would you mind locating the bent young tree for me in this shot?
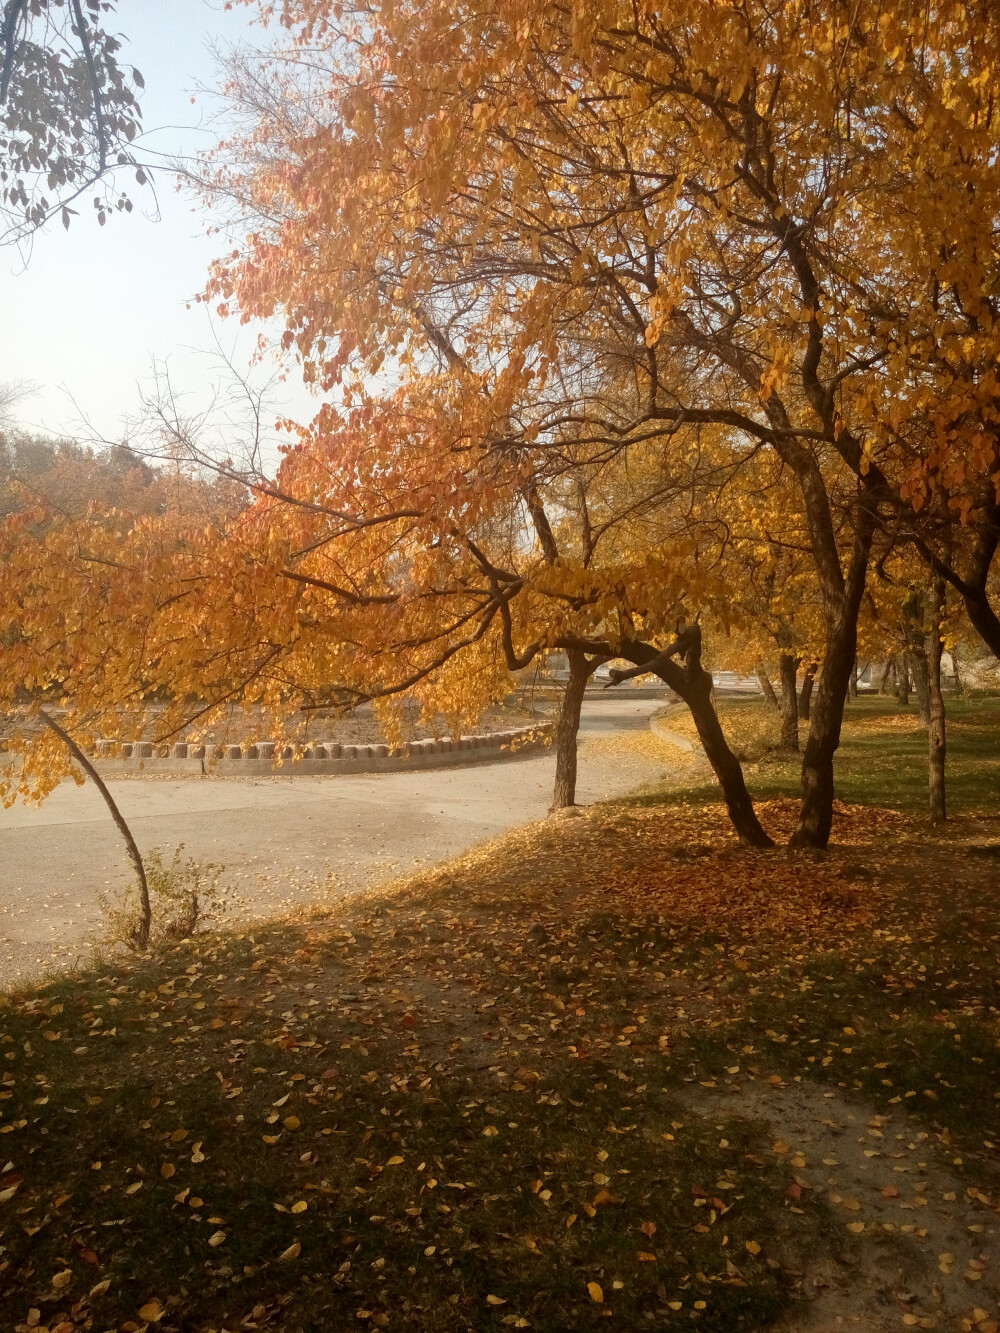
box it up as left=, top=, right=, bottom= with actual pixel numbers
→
left=605, top=626, right=772, bottom=849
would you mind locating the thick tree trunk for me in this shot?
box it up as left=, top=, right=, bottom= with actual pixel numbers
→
left=607, top=628, right=773, bottom=848
left=41, top=710, right=151, bottom=948
left=927, top=578, right=947, bottom=824
left=791, top=511, right=874, bottom=849
left=798, top=662, right=817, bottom=721
left=756, top=662, right=779, bottom=708
left=910, top=648, right=931, bottom=724
left=551, top=649, right=590, bottom=810
left=778, top=652, right=800, bottom=750
left=963, top=586, right=1000, bottom=662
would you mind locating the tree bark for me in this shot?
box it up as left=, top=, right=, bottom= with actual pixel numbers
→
left=756, top=662, right=779, bottom=708
left=778, top=652, right=800, bottom=750
left=896, top=657, right=910, bottom=705
left=798, top=662, right=817, bottom=720
left=607, top=628, right=773, bottom=848
left=41, top=710, right=151, bottom=948
left=790, top=510, right=875, bottom=849
left=880, top=656, right=896, bottom=695
left=910, top=647, right=930, bottom=724
left=550, top=649, right=591, bottom=810
left=847, top=656, right=858, bottom=700
left=927, top=578, right=947, bottom=824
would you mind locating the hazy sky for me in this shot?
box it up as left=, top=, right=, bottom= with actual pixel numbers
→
left=0, top=0, right=317, bottom=444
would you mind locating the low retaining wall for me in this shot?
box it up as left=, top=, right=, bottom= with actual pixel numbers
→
left=87, top=724, right=554, bottom=777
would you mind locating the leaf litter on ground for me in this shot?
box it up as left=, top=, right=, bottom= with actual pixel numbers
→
left=1, top=795, right=998, bottom=1331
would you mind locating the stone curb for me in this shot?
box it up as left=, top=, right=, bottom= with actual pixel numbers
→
left=83, top=724, right=554, bottom=777
left=649, top=710, right=701, bottom=755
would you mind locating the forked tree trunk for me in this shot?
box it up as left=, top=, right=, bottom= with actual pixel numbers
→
left=551, top=649, right=591, bottom=810
left=756, top=662, right=779, bottom=708
left=798, top=662, right=817, bottom=720
left=880, top=657, right=896, bottom=695
left=927, top=577, right=947, bottom=824
left=778, top=652, right=800, bottom=750
left=41, top=710, right=151, bottom=948
left=910, top=648, right=931, bottom=724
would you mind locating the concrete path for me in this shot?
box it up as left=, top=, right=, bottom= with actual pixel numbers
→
left=0, top=693, right=676, bottom=987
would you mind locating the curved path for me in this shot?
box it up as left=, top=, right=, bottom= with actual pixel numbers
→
left=0, top=693, right=677, bottom=987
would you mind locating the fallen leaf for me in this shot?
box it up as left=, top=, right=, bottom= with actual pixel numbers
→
left=587, top=1281, right=603, bottom=1303
left=279, top=1240, right=301, bottom=1261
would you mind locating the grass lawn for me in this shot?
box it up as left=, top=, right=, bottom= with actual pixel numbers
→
left=663, top=693, right=1000, bottom=816
left=1, top=706, right=999, bottom=1332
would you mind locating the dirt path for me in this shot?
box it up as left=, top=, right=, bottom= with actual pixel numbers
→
left=686, top=1079, right=999, bottom=1330
left=0, top=694, right=687, bottom=987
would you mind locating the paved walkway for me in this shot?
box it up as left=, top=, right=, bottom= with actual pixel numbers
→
left=0, top=694, right=676, bottom=987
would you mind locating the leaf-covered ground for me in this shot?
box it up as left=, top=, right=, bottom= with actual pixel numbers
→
left=2, top=791, right=999, bottom=1333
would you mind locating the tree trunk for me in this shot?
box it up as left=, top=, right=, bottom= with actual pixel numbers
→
left=896, top=657, right=910, bottom=705
left=680, top=666, right=774, bottom=848
left=963, top=586, right=1000, bottom=662
left=847, top=656, right=858, bottom=700
left=880, top=657, right=896, bottom=695
left=798, top=662, right=817, bottom=721
left=791, top=511, right=874, bottom=849
left=951, top=650, right=964, bottom=696
left=40, top=710, right=151, bottom=949
left=779, top=652, right=799, bottom=750
left=607, top=628, right=773, bottom=848
left=550, top=649, right=590, bottom=810
left=927, top=578, right=947, bottom=824
left=910, top=647, right=931, bottom=724
left=756, top=662, right=779, bottom=708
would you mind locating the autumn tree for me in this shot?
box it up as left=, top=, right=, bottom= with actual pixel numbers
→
left=0, top=0, right=145, bottom=240
left=195, top=0, right=1000, bottom=846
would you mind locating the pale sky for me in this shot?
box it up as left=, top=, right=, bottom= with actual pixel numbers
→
left=0, top=0, right=318, bottom=446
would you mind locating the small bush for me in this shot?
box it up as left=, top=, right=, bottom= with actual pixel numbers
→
left=99, top=844, right=228, bottom=951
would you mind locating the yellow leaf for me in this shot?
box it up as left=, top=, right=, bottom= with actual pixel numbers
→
left=138, top=1298, right=163, bottom=1321
left=90, top=1279, right=111, bottom=1298
left=387, top=1155, right=404, bottom=1165
left=191, top=1142, right=206, bottom=1163
left=587, top=1281, right=603, bottom=1303
left=208, top=1230, right=226, bottom=1246
left=846, top=1221, right=865, bottom=1234
left=160, top=1163, right=176, bottom=1179
left=283, top=1116, right=300, bottom=1130
left=486, top=1295, right=506, bottom=1305
left=291, top=1200, right=308, bottom=1213
left=52, top=1268, right=73, bottom=1289
left=279, top=1240, right=301, bottom=1261
left=745, top=1240, right=761, bottom=1256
